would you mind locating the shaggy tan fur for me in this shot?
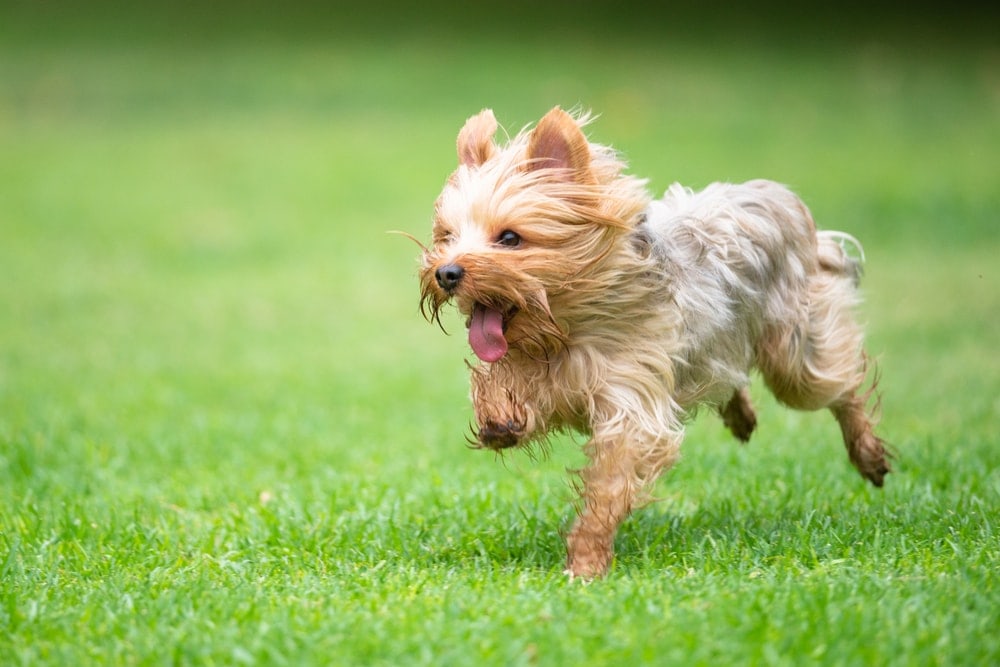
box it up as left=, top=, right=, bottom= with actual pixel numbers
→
left=419, top=107, right=889, bottom=578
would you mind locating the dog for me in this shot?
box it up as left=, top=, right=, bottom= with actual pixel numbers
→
left=418, top=106, right=889, bottom=577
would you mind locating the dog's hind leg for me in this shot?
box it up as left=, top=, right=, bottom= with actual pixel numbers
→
left=720, top=387, right=757, bottom=443
left=831, top=382, right=889, bottom=486
left=756, top=234, right=890, bottom=485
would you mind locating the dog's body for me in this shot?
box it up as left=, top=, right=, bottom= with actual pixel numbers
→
left=419, top=107, right=889, bottom=577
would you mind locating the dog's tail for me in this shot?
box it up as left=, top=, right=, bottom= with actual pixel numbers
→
left=816, top=230, right=865, bottom=288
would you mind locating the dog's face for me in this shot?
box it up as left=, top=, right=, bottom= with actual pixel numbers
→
left=419, top=107, right=631, bottom=362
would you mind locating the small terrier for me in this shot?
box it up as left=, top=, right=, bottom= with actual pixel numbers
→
left=419, top=107, right=889, bottom=577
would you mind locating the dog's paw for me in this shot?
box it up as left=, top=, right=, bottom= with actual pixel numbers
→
left=478, top=419, right=524, bottom=450
left=565, top=547, right=612, bottom=579
left=565, top=531, right=613, bottom=579
left=721, top=388, right=757, bottom=443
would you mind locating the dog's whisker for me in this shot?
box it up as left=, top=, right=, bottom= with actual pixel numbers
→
left=387, top=229, right=428, bottom=253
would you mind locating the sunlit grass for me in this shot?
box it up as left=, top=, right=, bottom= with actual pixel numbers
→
left=1, top=6, right=998, bottom=665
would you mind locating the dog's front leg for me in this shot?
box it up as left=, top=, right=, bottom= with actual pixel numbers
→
left=564, top=433, right=640, bottom=578
left=566, top=411, right=683, bottom=578
left=469, top=363, right=541, bottom=449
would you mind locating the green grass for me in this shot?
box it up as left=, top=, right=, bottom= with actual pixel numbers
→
left=1, top=4, right=998, bottom=665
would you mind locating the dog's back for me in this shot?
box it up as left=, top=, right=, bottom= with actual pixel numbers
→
left=642, top=180, right=862, bottom=410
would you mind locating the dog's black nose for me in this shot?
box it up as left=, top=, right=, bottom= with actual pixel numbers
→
left=435, top=264, right=464, bottom=291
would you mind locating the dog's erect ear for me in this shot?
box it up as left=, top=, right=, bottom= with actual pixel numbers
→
left=457, top=109, right=498, bottom=167
left=526, top=107, right=593, bottom=182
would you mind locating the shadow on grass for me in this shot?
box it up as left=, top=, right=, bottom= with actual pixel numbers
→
left=614, top=492, right=923, bottom=577
left=322, top=485, right=902, bottom=577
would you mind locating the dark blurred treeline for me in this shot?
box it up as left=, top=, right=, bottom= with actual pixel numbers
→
left=1, top=0, right=995, bottom=48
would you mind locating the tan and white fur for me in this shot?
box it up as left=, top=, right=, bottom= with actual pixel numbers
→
left=418, top=107, right=889, bottom=578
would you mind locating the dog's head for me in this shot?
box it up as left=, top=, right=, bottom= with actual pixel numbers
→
left=419, top=106, right=648, bottom=362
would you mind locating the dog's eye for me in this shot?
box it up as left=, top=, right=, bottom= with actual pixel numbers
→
left=496, top=230, right=521, bottom=248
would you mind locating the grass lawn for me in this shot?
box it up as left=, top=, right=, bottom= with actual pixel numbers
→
left=1, top=4, right=998, bottom=665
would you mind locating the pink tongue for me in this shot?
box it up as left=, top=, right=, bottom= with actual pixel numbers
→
left=469, top=304, right=508, bottom=362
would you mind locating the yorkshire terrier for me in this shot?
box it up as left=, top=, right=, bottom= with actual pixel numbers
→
left=418, top=107, right=889, bottom=578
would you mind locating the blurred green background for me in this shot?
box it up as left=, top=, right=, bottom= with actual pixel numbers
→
left=1, top=1, right=998, bottom=663
left=2, top=0, right=995, bottom=447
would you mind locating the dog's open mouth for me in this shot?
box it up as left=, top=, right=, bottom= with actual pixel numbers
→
left=467, top=302, right=517, bottom=362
